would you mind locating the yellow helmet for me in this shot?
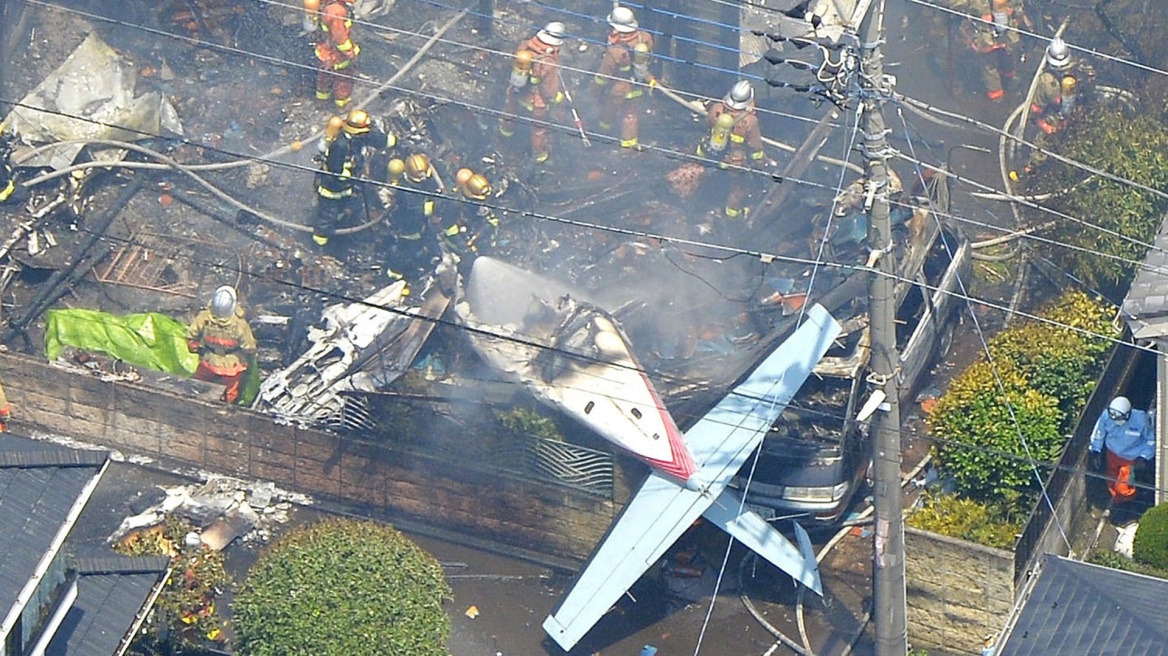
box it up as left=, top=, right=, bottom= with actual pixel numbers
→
left=405, top=153, right=432, bottom=182
left=343, top=108, right=371, bottom=134
left=387, top=158, right=406, bottom=182
left=462, top=173, right=491, bottom=201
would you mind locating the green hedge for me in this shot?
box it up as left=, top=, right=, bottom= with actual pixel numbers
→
left=927, top=291, right=1114, bottom=515
left=987, top=291, right=1113, bottom=432
left=234, top=518, right=452, bottom=656
left=1133, top=502, right=1168, bottom=571
left=928, top=360, right=1063, bottom=507
left=907, top=493, right=1021, bottom=550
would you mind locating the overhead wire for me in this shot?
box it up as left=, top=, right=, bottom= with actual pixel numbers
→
left=7, top=0, right=1167, bottom=363
left=11, top=0, right=1168, bottom=506
left=19, top=0, right=1166, bottom=273
left=896, top=101, right=1074, bottom=553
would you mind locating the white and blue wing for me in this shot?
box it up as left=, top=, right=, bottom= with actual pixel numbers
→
left=543, top=305, right=841, bottom=652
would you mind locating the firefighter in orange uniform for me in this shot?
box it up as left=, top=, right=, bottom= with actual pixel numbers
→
left=592, top=6, right=655, bottom=151
left=499, top=22, right=566, bottom=164
left=696, top=80, right=768, bottom=220
left=962, top=0, right=1030, bottom=101
left=187, top=286, right=257, bottom=404
left=312, top=0, right=361, bottom=108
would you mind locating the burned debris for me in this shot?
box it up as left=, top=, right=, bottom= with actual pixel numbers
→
left=0, top=1, right=964, bottom=499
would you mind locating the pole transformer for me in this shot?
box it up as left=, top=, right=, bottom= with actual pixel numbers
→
left=858, top=0, right=907, bottom=653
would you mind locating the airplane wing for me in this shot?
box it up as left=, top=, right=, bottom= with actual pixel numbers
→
left=543, top=304, right=840, bottom=652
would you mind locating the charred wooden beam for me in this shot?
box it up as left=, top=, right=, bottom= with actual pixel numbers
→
left=2, top=176, right=147, bottom=348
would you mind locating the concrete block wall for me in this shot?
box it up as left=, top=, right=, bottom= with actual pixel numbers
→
left=906, top=527, right=1015, bottom=655
left=0, top=352, right=615, bottom=564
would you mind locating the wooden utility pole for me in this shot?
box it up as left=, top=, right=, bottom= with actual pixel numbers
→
left=858, top=0, right=907, bottom=654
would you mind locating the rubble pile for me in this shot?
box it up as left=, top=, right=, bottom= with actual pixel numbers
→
left=110, top=476, right=313, bottom=551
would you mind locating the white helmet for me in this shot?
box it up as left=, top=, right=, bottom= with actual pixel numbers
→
left=607, top=6, right=638, bottom=33
left=210, top=285, right=238, bottom=318
left=724, top=80, right=754, bottom=110
left=1046, top=37, right=1072, bottom=72
left=537, top=21, right=567, bottom=46
left=1107, top=396, right=1132, bottom=423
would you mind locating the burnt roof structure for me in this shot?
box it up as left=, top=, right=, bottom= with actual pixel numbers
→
left=996, top=554, right=1168, bottom=656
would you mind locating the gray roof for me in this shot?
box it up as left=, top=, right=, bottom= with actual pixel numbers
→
left=0, top=446, right=108, bottom=623
left=44, top=556, right=171, bottom=656
left=1123, top=210, right=1168, bottom=336
left=998, top=554, right=1168, bottom=656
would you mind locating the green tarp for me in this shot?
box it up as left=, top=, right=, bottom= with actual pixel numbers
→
left=44, top=308, right=199, bottom=376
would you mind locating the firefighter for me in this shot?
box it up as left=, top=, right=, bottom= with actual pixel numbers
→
left=0, top=131, right=20, bottom=205
left=499, top=22, right=566, bottom=164
left=962, top=0, right=1031, bottom=101
left=591, top=6, right=655, bottom=151
left=696, top=81, right=768, bottom=220
left=313, top=109, right=396, bottom=246
left=1010, top=37, right=1096, bottom=179
left=313, top=0, right=361, bottom=108
left=440, top=167, right=499, bottom=259
left=187, top=286, right=257, bottom=404
left=1031, top=36, right=1095, bottom=135
left=0, top=377, right=11, bottom=432
left=386, top=153, right=443, bottom=280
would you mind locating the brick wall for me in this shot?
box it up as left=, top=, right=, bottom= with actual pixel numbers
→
left=0, top=352, right=615, bottom=565
left=906, top=527, right=1015, bottom=655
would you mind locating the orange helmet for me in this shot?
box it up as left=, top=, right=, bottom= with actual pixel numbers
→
left=405, top=153, right=432, bottom=182
left=343, top=108, right=371, bottom=135
left=303, top=0, right=320, bottom=11
left=455, top=168, right=474, bottom=188
left=324, top=115, right=345, bottom=141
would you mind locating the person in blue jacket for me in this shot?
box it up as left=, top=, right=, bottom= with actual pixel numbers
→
left=1089, top=396, right=1155, bottom=504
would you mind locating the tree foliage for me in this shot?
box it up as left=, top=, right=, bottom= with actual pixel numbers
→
left=927, top=361, right=1062, bottom=506
left=1035, top=109, right=1168, bottom=290
left=234, top=518, right=452, bottom=656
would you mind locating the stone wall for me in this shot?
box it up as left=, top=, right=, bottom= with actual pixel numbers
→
left=0, top=352, right=615, bottom=566
left=906, top=527, right=1015, bottom=655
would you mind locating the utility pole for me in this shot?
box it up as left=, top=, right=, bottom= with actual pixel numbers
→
left=858, top=0, right=907, bottom=654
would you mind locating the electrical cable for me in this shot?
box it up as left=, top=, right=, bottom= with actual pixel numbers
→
left=896, top=104, right=1074, bottom=553
left=13, top=0, right=1168, bottom=506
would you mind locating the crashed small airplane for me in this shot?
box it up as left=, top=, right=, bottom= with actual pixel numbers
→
left=455, top=257, right=842, bottom=651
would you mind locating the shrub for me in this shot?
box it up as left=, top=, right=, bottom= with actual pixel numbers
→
left=1089, top=549, right=1168, bottom=580
left=234, top=518, right=452, bottom=656
left=1036, top=109, right=1168, bottom=290
left=497, top=406, right=564, bottom=441
left=907, top=493, right=1021, bottom=550
left=988, top=291, right=1114, bottom=431
left=927, top=361, right=1063, bottom=507
left=115, top=515, right=231, bottom=652
left=1133, top=502, right=1168, bottom=571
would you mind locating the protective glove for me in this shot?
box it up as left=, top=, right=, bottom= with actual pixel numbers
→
left=1089, top=450, right=1105, bottom=472
left=1133, top=456, right=1150, bottom=472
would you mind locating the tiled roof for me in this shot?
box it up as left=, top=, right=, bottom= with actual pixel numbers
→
left=0, top=445, right=107, bottom=623
left=1122, top=211, right=1168, bottom=330
left=44, top=556, right=171, bottom=656
left=998, top=554, right=1168, bottom=656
